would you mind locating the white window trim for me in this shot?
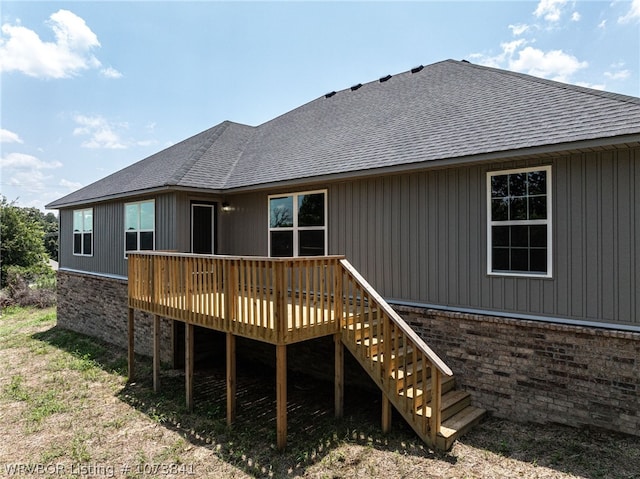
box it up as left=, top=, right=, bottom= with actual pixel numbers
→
left=124, top=199, right=156, bottom=258
left=267, top=189, right=328, bottom=257
left=486, top=165, right=552, bottom=278
left=72, top=208, right=93, bottom=257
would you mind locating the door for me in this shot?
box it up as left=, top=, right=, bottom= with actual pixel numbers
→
left=191, top=203, right=216, bottom=254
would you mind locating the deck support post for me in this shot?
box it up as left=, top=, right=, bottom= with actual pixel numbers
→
left=185, top=323, right=194, bottom=412
left=153, top=315, right=161, bottom=392
left=334, top=333, right=344, bottom=418
left=226, top=332, right=236, bottom=425
left=127, top=308, right=135, bottom=381
left=382, top=392, right=392, bottom=434
left=276, top=344, right=287, bottom=450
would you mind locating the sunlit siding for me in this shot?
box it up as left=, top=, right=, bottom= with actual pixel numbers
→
left=59, top=146, right=638, bottom=327
left=59, top=193, right=178, bottom=277
left=220, top=191, right=268, bottom=256
left=328, top=147, right=639, bottom=327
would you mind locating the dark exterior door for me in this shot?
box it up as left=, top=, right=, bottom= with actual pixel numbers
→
left=191, top=203, right=216, bottom=254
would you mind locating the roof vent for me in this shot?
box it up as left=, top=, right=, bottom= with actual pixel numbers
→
left=411, top=65, right=424, bottom=74
left=325, top=91, right=336, bottom=98
left=461, top=59, right=470, bottom=63
left=379, top=74, right=392, bottom=83
left=351, top=83, right=363, bottom=91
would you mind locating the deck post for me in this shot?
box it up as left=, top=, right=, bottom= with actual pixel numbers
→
left=127, top=308, right=135, bottom=381
left=382, top=392, right=392, bottom=433
left=276, top=344, right=287, bottom=450
left=226, top=332, right=236, bottom=425
left=334, top=332, right=344, bottom=418
left=185, top=323, right=194, bottom=412
left=153, top=315, right=161, bottom=392
left=429, top=369, right=442, bottom=445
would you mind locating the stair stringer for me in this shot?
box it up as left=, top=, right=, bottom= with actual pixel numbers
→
left=338, top=259, right=486, bottom=451
left=341, top=329, right=441, bottom=450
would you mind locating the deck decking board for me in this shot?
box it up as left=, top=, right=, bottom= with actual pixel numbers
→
left=127, top=253, right=485, bottom=452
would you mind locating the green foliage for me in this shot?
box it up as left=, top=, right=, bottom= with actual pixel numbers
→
left=1, top=197, right=58, bottom=307
left=0, top=197, right=50, bottom=283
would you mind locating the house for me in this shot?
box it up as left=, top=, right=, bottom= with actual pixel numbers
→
left=47, top=59, right=640, bottom=449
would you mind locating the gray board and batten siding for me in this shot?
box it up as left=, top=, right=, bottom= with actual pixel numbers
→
left=60, top=146, right=639, bottom=329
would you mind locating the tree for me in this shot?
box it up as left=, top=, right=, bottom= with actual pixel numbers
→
left=25, top=208, right=59, bottom=261
left=0, top=197, right=48, bottom=285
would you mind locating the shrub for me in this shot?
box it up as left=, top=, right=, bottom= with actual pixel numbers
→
left=0, top=265, right=56, bottom=309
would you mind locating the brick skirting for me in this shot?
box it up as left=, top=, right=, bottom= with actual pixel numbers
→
left=396, top=305, right=640, bottom=437
left=57, top=270, right=173, bottom=363
left=57, top=270, right=639, bottom=436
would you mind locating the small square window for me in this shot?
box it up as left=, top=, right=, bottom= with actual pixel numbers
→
left=268, top=191, right=326, bottom=257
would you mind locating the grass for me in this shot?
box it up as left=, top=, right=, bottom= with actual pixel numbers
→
left=1, top=306, right=639, bottom=478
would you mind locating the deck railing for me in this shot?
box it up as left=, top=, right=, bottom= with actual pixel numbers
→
left=128, top=252, right=344, bottom=344
left=128, top=252, right=452, bottom=441
left=339, top=259, right=453, bottom=444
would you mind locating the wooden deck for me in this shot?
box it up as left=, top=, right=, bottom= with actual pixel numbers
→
left=127, top=252, right=484, bottom=452
left=128, top=254, right=344, bottom=344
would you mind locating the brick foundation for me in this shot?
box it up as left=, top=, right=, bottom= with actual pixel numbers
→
left=57, top=270, right=639, bottom=437
left=57, top=270, right=173, bottom=363
left=397, top=305, right=640, bottom=437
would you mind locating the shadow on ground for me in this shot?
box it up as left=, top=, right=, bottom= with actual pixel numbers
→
left=33, top=325, right=450, bottom=477
left=460, top=415, right=640, bottom=479
left=33, top=325, right=640, bottom=479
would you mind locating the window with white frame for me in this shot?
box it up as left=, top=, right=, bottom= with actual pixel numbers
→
left=73, top=208, right=93, bottom=256
left=125, top=200, right=155, bottom=255
left=487, top=166, right=552, bottom=277
left=268, top=191, right=327, bottom=257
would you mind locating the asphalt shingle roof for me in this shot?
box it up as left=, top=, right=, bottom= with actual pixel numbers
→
left=47, top=59, right=640, bottom=208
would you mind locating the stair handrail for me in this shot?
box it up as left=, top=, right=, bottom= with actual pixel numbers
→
left=339, top=259, right=452, bottom=377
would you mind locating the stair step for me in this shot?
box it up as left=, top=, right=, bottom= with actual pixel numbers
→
left=437, top=406, right=487, bottom=450
left=399, top=375, right=455, bottom=406
left=416, top=389, right=471, bottom=421
left=358, top=336, right=382, bottom=356
left=348, top=318, right=381, bottom=340
left=371, top=345, right=415, bottom=363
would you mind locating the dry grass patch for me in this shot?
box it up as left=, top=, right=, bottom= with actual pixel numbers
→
left=0, top=307, right=638, bottom=478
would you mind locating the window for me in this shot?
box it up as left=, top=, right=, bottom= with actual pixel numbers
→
left=487, top=166, right=552, bottom=277
left=268, top=191, right=327, bottom=257
left=125, top=200, right=155, bottom=256
left=73, top=208, right=93, bottom=256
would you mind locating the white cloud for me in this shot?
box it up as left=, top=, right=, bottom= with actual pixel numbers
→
left=101, top=66, right=122, bottom=79
left=73, top=114, right=127, bottom=149
left=604, top=69, right=631, bottom=80
left=0, top=9, right=118, bottom=79
left=534, top=0, right=568, bottom=22
left=509, top=46, right=588, bottom=82
left=1, top=152, right=62, bottom=195
left=574, top=81, right=606, bottom=91
left=0, top=128, right=23, bottom=143
left=7, top=170, right=51, bottom=194
left=0, top=152, right=62, bottom=170
left=59, top=178, right=83, bottom=190
left=508, top=24, right=530, bottom=36
left=598, top=19, right=607, bottom=29
left=472, top=41, right=588, bottom=84
left=619, top=0, right=640, bottom=23
left=571, top=11, right=581, bottom=22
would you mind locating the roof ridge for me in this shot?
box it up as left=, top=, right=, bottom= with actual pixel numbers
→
left=455, top=59, right=640, bottom=105
left=217, top=123, right=256, bottom=188
left=165, top=121, right=231, bottom=185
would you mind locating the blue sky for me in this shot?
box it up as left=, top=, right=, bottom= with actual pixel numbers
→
left=1, top=1, right=639, bottom=211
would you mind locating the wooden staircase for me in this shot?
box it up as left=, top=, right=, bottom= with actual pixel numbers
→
left=339, top=260, right=485, bottom=451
